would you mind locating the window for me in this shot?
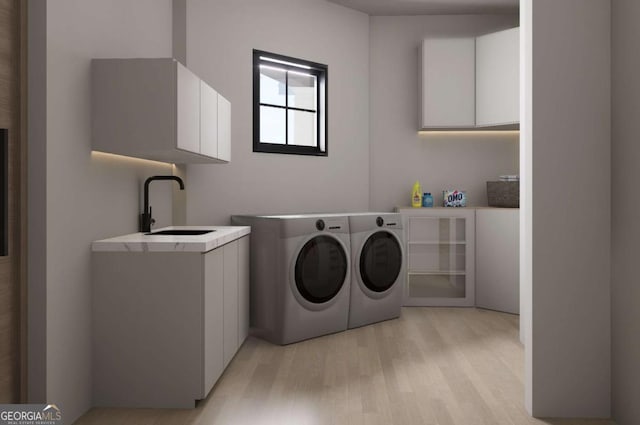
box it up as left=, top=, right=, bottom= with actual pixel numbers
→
left=253, top=50, right=327, bottom=156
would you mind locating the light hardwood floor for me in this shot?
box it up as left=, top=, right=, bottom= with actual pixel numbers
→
left=76, top=308, right=615, bottom=425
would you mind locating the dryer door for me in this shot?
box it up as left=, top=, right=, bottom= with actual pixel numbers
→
left=295, top=235, right=348, bottom=304
left=360, top=231, right=403, bottom=293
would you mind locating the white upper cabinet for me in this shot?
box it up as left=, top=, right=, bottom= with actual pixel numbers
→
left=475, top=27, right=520, bottom=128
left=92, top=58, right=230, bottom=164
left=177, top=64, right=201, bottom=155
left=199, top=80, right=219, bottom=158
left=217, top=94, right=231, bottom=162
left=421, top=38, right=476, bottom=129
left=420, top=27, right=519, bottom=130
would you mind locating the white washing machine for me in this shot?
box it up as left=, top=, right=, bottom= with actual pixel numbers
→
left=230, top=214, right=351, bottom=345
left=347, top=213, right=405, bottom=329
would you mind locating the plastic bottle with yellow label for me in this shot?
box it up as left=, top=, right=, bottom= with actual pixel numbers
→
left=411, top=181, right=422, bottom=208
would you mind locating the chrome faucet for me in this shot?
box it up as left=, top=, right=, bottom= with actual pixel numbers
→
left=139, top=175, right=185, bottom=233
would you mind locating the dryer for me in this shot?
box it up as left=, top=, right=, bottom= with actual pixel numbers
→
left=348, top=213, right=405, bottom=329
left=231, top=214, right=351, bottom=345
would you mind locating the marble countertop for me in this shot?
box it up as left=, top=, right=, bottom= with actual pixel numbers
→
left=92, top=226, right=251, bottom=253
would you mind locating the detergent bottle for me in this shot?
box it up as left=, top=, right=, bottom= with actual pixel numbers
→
left=411, top=181, right=422, bottom=208
left=422, top=192, right=434, bottom=208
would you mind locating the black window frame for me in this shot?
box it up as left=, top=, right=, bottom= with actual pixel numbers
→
left=253, top=49, right=328, bottom=156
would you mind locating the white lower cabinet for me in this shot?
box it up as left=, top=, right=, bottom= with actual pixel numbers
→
left=398, top=207, right=519, bottom=313
left=475, top=209, right=519, bottom=314
left=92, top=236, right=249, bottom=408
left=223, top=241, right=239, bottom=367
left=238, top=236, right=250, bottom=343
left=203, top=247, right=224, bottom=396
left=398, top=208, right=476, bottom=307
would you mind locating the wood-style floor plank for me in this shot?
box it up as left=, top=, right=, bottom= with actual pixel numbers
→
left=75, top=308, right=617, bottom=425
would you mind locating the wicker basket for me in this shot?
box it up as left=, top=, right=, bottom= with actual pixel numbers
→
left=487, top=181, right=519, bottom=208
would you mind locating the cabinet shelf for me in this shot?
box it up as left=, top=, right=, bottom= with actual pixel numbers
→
left=408, top=241, right=466, bottom=245
left=408, top=271, right=466, bottom=276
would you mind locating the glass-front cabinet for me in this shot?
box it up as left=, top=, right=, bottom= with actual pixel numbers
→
left=397, top=208, right=475, bottom=306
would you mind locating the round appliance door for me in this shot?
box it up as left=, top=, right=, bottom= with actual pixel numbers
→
left=295, top=235, right=348, bottom=304
left=359, top=231, right=403, bottom=293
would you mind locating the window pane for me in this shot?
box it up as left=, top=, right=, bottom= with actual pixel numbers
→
left=260, top=65, right=286, bottom=106
left=260, top=106, right=286, bottom=144
left=288, top=110, right=316, bottom=147
left=288, top=71, right=317, bottom=111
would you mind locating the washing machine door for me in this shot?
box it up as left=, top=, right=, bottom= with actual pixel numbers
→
left=295, top=235, right=348, bottom=304
left=359, top=231, right=403, bottom=293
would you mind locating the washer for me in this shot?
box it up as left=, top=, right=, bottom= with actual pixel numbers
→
left=231, top=214, right=351, bottom=345
left=347, top=212, right=405, bottom=329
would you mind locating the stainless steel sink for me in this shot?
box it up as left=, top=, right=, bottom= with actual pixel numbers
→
left=146, top=229, right=215, bottom=236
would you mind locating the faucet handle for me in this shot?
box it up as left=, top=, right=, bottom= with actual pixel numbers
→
left=149, top=206, right=155, bottom=228
left=139, top=207, right=155, bottom=233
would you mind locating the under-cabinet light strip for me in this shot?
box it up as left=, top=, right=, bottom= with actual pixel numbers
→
left=418, top=130, right=520, bottom=136
left=91, top=151, right=174, bottom=167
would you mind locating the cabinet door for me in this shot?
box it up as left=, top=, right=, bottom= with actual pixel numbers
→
left=400, top=208, right=475, bottom=307
left=200, top=80, right=218, bottom=158
left=176, top=62, right=201, bottom=154
left=475, top=27, right=520, bottom=127
left=238, top=236, right=250, bottom=345
left=203, top=248, right=224, bottom=397
left=421, top=38, right=475, bottom=129
left=217, top=93, right=231, bottom=162
left=223, top=240, right=239, bottom=367
left=475, top=209, right=519, bottom=314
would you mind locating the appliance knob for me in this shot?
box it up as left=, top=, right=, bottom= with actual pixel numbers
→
left=316, top=219, right=325, bottom=231
left=376, top=216, right=384, bottom=227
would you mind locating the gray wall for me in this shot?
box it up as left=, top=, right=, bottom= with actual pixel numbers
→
left=369, top=15, right=519, bottom=210
left=523, top=0, right=611, bottom=417
left=185, top=0, right=371, bottom=224
left=30, top=1, right=175, bottom=422
left=611, top=0, right=640, bottom=424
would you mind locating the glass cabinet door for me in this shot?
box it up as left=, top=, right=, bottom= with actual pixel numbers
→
left=400, top=209, right=475, bottom=307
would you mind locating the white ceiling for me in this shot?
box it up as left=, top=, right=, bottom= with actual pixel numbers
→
left=327, top=0, right=519, bottom=15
